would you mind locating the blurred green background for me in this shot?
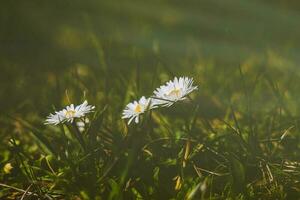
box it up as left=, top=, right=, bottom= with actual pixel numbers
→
left=2, top=0, right=300, bottom=115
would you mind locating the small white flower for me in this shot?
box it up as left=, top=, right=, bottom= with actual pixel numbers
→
left=122, top=96, right=154, bottom=125
left=76, top=118, right=90, bottom=132
left=153, top=77, right=198, bottom=107
left=45, top=100, right=95, bottom=125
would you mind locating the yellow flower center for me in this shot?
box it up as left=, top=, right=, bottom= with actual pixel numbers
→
left=134, top=104, right=142, bottom=113
left=168, top=88, right=181, bottom=97
left=65, top=110, right=76, bottom=118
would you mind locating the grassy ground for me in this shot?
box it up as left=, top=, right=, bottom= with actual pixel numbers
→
left=1, top=0, right=300, bottom=199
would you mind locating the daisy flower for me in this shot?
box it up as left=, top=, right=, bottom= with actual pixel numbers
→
left=122, top=96, right=154, bottom=125
left=45, top=100, right=95, bottom=125
left=153, top=77, right=198, bottom=107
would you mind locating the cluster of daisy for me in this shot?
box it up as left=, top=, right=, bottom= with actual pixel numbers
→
left=45, top=100, right=95, bottom=127
left=122, top=77, right=198, bottom=125
left=44, top=77, right=197, bottom=127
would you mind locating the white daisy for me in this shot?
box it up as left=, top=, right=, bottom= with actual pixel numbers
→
left=153, top=77, right=198, bottom=107
left=45, top=100, right=95, bottom=125
left=122, top=96, right=154, bottom=125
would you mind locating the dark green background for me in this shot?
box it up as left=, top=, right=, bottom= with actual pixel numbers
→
left=1, top=0, right=300, bottom=114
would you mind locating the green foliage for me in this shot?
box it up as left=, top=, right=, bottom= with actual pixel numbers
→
left=2, top=63, right=300, bottom=199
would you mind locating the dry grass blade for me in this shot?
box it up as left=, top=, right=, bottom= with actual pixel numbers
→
left=20, top=184, right=33, bottom=200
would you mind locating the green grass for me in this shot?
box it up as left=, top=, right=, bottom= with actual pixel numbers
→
left=1, top=0, right=300, bottom=199
left=2, top=60, right=300, bottom=199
